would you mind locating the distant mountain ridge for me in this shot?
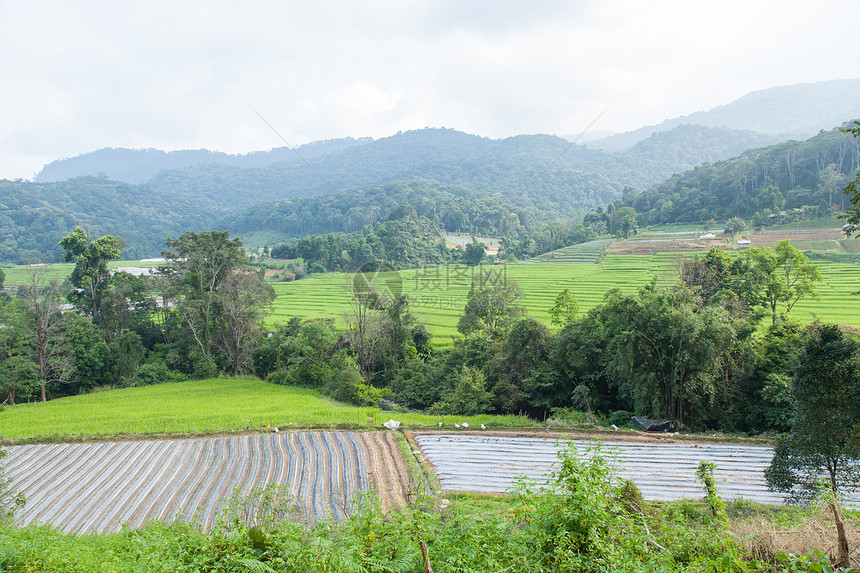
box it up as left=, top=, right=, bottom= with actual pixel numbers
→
left=34, top=137, right=373, bottom=184
left=585, top=79, right=860, bottom=152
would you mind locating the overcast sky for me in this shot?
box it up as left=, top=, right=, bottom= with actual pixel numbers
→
left=1, top=0, right=857, bottom=180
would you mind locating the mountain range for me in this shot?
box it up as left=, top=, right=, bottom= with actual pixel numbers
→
left=0, top=79, right=856, bottom=263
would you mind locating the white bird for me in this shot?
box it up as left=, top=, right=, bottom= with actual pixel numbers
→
left=454, top=423, right=460, bottom=429
left=461, top=422, right=469, bottom=428
left=480, top=424, right=486, bottom=430
left=438, top=421, right=443, bottom=427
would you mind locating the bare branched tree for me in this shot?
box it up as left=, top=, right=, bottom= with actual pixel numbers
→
left=20, top=267, right=76, bottom=401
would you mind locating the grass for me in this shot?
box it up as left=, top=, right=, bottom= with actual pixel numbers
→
left=1, top=259, right=165, bottom=288
left=0, top=378, right=540, bottom=441
left=268, top=254, right=860, bottom=345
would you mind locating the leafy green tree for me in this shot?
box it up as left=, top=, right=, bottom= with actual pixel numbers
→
left=63, top=313, right=109, bottom=392
left=678, top=248, right=768, bottom=317
left=724, top=217, right=746, bottom=236
left=0, top=355, right=39, bottom=405
left=59, top=227, right=126, bottom=324
left=463, top=237, right=487, bottom=266
left=434, top=366, right=493, bottom=415
left=548, top=288, right=579, bottom=326
left=599, top=284, right=737, bottom=427
left=107, top=331, right=147, bottom=386
left=497, top=318, right=553, bottom=413
left=19, top=268, right=76, bottom=401
left=213, top=268, right=276, bottom=376
left=765, top=323, right=860, bottom=567
left=457, top=269, right=524, bottom=339
left=610, top=206, right=637, bottom=238
left=162, top=231, right=247, bottom=364
left=766, top=323, right=860, bottom=500
left=747, top=241, right=821, bottom=323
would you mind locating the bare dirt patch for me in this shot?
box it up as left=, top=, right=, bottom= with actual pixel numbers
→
left=605, top=240, right=728, bottom=255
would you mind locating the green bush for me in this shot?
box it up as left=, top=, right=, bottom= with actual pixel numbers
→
left=127, top=363, right=187, bottom=387
left=192, top=355, right=218, bottom=379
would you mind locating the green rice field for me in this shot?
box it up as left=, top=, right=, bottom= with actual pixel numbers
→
left=268, top=254, right=860, bottom=344
left=0, top=378, right=538, bottom=440
left=1, top=259, right=164, bottom=288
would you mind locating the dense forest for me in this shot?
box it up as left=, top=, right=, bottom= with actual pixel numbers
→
left=603, top=125, right=860, bottom=227
left=0, top=177, right=216, bottom=262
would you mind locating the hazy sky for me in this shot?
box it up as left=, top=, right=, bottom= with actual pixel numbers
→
left=1, top=0, right=857, bottom=179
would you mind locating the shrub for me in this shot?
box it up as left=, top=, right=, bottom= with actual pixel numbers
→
left=127, top=363, right=186, bottom=387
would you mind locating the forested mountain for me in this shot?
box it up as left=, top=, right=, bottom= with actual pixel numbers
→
left=588, top=79, right=860, bottom=152
left=145, top=128, right=635, bottom=212
left=616, top=125, right=860, bottom=226
left=0, top=177, right=216, bottom=262
left=229, top=180, right=542, bottom=239
left=4, top=100, right=859, bottom=263
left=34, top=138, right=372, bottom=184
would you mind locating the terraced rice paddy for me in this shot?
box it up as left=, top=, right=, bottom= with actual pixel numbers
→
left=269, top=255, right=860, bottom=344
left=413, top=434, right=860, bottom=507
left=3, top=431, right=408, bottom=534
left=523, top=238, right=614, bottom=263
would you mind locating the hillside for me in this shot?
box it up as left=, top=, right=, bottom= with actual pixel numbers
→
left=621, top=126, right=860, bottom=226
left=588, top=79, right=860, bottom=152
left=0, top=177, right=217, bottom=262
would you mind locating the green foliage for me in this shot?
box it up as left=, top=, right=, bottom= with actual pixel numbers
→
left=725, top=216, right=747, bottom=235
left=599, top=284, right=739, bottom=427
left=0, top=449, right=25, bottom=523
left=127, top=363, right=186, bottom=387
left=457, top=268, right=524, bottom=339
left=697, top=460, right=729, bottom=527
left=766, top=323, right=860, bottom=502
left=462, top=236, right=487, bottom=266
left=623, top=126, right=859, bottom=227
left=432, top=366, right=493, bottom=415
left=548, top=288, right=579, bottom=326
left=59, top=227, right=126, bottom=322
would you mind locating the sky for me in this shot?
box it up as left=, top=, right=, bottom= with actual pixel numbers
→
left=1, top=0, right=858, bottom=180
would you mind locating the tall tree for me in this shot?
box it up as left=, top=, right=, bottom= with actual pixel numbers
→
left=742, top=241, right=821, bottom=323
left=213, top=268, right=275, bottom=376
left=599, top=284, right=736, bottom=427
left=20, top=268, right=76, bottom=401
left=765, top=323, right=860, bottom=567
left=463, top=237, right=487, bottom=266
left=457, top=268, right=524, bottom=339
left=58, top=227, right=125, bottom=324
left=162, top=231, right=246, bottom=363
left=548, top=289, right=579, bottom=326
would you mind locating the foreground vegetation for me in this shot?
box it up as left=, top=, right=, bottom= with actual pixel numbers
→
left=1, top=444, right=857, bottom=572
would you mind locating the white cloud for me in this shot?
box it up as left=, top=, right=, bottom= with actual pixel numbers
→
left=0, top=0, right=857, bottom=178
